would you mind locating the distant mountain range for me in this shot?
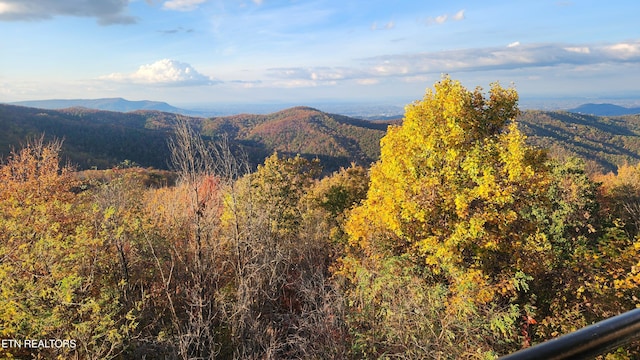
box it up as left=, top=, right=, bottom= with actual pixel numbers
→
left=6, top=97, right=406, bottom=118
left=8, top=97, right=205, bottom=116
left=567, top=103, right=640, bottom=116
left=9, top=97, right=640, bottom=118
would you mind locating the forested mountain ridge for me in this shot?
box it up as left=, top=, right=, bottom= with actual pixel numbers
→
left=0, top=104, right=391, bottom=173
left=0, top=104, right=176, bottom=169
left=518, top=110, right=640, bottom=173
left=199, top=106, right=388, bottom=170
left=3, top=102, right=640, bottom=174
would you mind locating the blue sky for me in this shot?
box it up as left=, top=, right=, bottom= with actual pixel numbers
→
left=1, top=0, right=639, bottom=109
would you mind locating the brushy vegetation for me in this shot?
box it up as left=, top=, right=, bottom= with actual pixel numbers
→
left=2, top=77, right=640, bottom=359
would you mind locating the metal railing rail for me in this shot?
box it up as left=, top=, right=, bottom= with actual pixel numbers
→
left=499, top=308, right=640, bottom=360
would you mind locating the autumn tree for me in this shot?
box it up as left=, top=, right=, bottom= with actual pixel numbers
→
left=302, top=163, right=369, bottom=263
left=81, top=168, right=183, bottom=358
left=251, top=153, right=321, bottom=237
left=338, top=77, right=563, bottom=358
left=0, top=137, right=136, bottom=359
left=549, top=163, right=640, bottom=358
left=596, top=163, right=640, bottom=238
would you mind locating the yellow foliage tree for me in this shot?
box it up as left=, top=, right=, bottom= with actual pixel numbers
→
left=340, top=77, right=554, bottom=357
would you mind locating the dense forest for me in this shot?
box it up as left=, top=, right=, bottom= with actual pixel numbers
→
left=2, top=77, right=640, bottom=359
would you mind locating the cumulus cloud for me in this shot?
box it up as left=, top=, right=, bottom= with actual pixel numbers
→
left=0, top=0, right=135, bottom=25
left=162, top=0, right=207, bottom=12
left=101, top=59, right=216, bottom=86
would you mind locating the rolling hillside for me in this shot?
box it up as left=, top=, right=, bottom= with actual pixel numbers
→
left=2, top=102, right=640, bottom=175
left=0, top=105, right=177, bottom=170
left=0, top=104, right=391, bottom=173
left=199, top=106, right=389, bottom=170
left=519, top=110, right=640, bottom=173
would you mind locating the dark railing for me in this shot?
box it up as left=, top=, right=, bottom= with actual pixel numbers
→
left=499, top=308, right=640, bottom=360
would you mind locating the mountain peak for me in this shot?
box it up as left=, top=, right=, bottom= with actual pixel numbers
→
left=275, top=106, right=324, bottom=116
left=289, top=105, right=322, bottom=112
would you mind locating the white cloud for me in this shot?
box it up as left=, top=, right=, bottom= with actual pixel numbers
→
left=433, top=15, right=448, bottom=24
left=101, top=59, right=215, bottom=86
left=564, top=46, right=590, bottom=54
left=265, top=66, right=369, bottom=88
left=0, top=0, right=135, bottom=25
left=268, top=67, right=357, bottom=82
left=0, top=2, right=20, bottom=13
left=604, top=42, right=640, bottom=59
left=426, top=9, right=465, bottom=25
left=452, top=9, right=465, bottom=21
left=362, top=40, right=640, bottom=78
left=162, top=0, right=207, bottom=11
left=261, top=40, right=640, bottom=89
